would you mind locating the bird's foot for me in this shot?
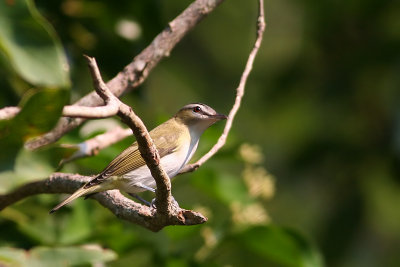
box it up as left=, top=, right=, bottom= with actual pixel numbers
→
left=128, top=193, right=152, bottom=207
left=150, top=195, right=178, bottom=209
left=128, top=193, right=178, bottom=209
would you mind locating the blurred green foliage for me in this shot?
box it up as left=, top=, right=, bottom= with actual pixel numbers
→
left=1, top=0, right=400, bottom=266
left=0, top=245, right=116, bottom=266
left=0, top=0, right=70, bottom=88
left=0, top=89, right=69, bottom=173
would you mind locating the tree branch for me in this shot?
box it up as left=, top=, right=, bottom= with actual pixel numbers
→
left=78, top=55, right=180, bottom=217
left=0, top=0, right=266, bottom=231
left=179, top=0, right=266, bottom=174
left=0, top=173, right=206, bottom=232
left=23, top=0, right=225, bottom=150
left=58, top=126, right=132, bottom=166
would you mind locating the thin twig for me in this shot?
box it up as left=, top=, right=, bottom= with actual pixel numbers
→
left=58, top=126, right=132, bottom=166
left=179, top=0, right=266, bottom=174
left=62, top=55, right=121, bottom=118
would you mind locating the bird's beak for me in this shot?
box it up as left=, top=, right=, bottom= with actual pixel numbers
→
left=210, top=113, right=228, bottom=121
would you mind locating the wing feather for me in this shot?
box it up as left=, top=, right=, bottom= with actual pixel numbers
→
left=85, top=125, right=181, bottom=188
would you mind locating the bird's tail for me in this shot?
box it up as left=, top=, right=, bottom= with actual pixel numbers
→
left=50, top=183, right=102, bottom=214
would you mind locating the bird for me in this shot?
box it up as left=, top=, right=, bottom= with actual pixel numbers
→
left=50, top=103, right=227, bottom=213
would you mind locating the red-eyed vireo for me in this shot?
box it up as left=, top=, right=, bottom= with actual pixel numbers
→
left=50, top=103, right=227, bottom=213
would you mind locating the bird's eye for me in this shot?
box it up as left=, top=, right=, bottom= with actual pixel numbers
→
left=193, top=106, right=201, bottom=113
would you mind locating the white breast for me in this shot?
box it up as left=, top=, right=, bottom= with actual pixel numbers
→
left=120, top=132, right=200, bottom=194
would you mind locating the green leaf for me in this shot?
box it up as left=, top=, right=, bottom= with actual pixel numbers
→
left=0, top=89, right=69, bottom=172
left=0, top=0, right=70, bottom=87
left=237, top=225, right=324, bottom=267
left=0, top=245, right=117, bottom=267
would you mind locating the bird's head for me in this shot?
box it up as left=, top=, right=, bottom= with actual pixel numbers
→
left=175, top=103, right=227, bottom=133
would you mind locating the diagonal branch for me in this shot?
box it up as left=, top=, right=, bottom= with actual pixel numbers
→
left=179, top=0, right=266, bottom=174
left=58, top=126, right=132, bottom=166
left=24, top=0, right=225, bottom=150
left=79, top=55, right=178, bottom=216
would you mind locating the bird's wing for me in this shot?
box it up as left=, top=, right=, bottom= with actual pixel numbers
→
left=84, top=131, right=178, bottom=188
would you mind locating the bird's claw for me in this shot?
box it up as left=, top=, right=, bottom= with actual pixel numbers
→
left=150, top=196, right=178, bottom=209
left=150, top=198, right=157, bottom=209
